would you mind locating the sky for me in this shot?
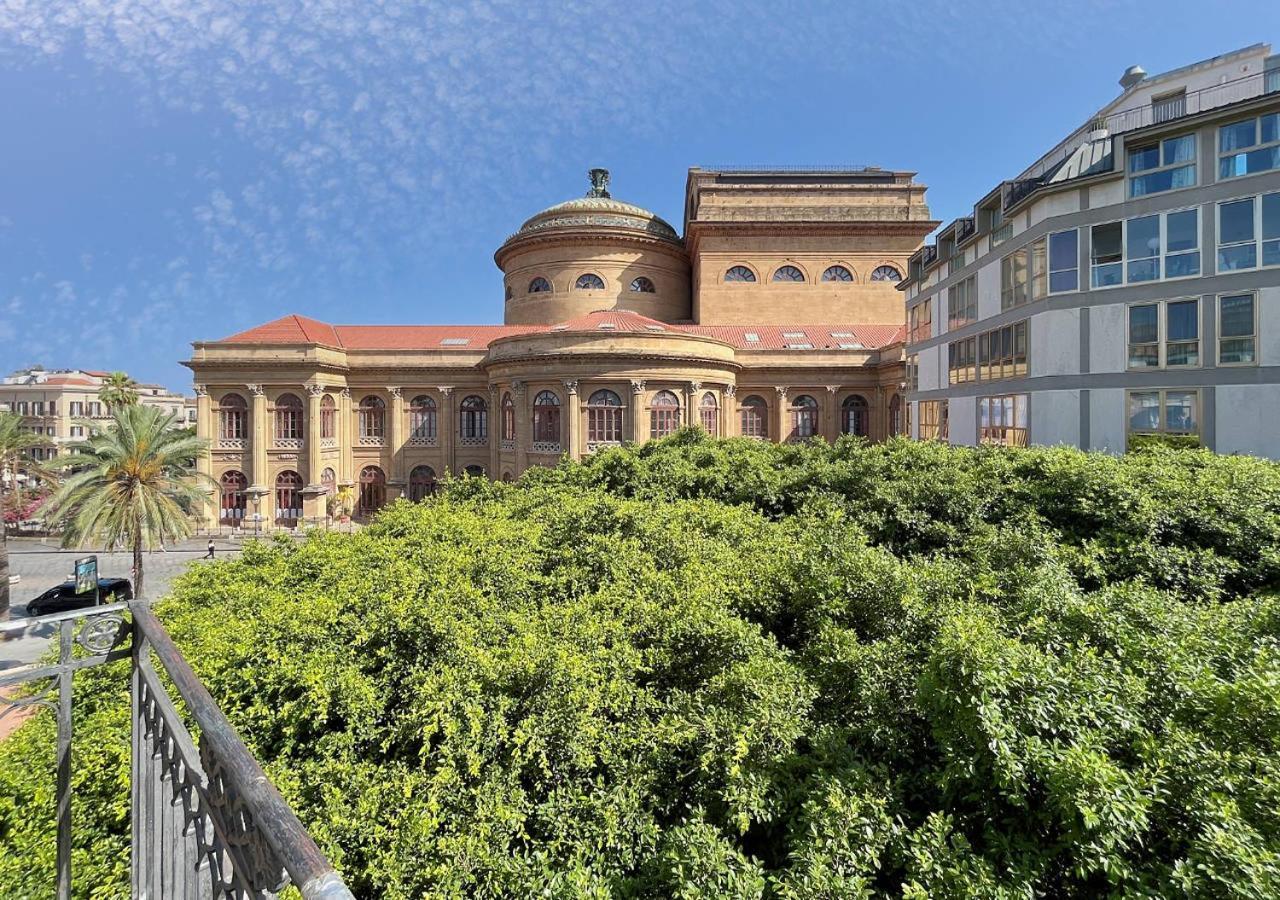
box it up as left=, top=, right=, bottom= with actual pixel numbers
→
left=1, top=1, right=1278, bottom=390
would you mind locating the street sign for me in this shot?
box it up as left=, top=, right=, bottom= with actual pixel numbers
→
left=74, top=555, right=98, bottom=595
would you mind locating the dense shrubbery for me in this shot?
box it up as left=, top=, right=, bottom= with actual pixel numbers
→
left=1, top=434, right=1279, bottom=897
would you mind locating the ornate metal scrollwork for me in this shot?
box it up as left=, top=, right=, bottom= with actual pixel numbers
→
left=76, top=613, right=128, bottom=654
left=0, top=678, right=58, bottom=719
left=199, top=735, right=290, bottom=895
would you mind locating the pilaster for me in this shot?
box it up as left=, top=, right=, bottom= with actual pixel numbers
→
left=387, top=387, right=404, bottom=498
left=774, top=386, right=789, bottom=444
left=685, top=381, right=701, bottom=428
left=488, top=385, right=501, bottom=477
left=722, top=384, right=736, bottom=437
left=629, top=380, right=646, bottom=444
left=194, top=385, right=214, bottom=526
left=437, top=386, right=455, bottom=474
left=513, top=381, right=529, bottom=474
left=824, top=385, right=840, bottom=442
left=564, top=380, right=581, bottom=460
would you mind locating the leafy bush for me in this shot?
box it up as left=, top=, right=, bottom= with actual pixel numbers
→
left=1, top=435, right=1278, bottom=897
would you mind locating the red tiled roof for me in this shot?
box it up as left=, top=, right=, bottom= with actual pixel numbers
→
left=42, top=375, right=99, bottom=386
left=214, top=312, right=905, bottom=352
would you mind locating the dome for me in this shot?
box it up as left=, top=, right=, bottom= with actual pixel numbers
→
left=506, top=168, right=681, bottom=245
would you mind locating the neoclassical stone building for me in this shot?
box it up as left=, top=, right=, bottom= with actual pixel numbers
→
left=185, top=167, right=936, bottom=527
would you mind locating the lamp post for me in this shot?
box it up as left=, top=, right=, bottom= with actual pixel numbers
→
left=252, top=494, right=261, bottom=537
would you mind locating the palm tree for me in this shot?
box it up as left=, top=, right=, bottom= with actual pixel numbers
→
left=98, top=371, right=140, bottom=409
left=0, top=411, right=52, bottom=617
left=44, top=405, right=209, bottom=601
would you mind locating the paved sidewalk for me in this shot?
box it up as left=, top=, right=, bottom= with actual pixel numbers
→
left=2, top=537, right=243, bottom=670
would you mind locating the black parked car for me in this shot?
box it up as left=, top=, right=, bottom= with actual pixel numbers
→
left=26, top=578, right=133, bottom=616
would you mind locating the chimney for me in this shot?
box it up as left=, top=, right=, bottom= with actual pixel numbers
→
left=1119, top=65, right=1146, bottom=90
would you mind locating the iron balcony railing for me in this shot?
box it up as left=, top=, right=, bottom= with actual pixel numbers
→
left=0, top=603, right=354, bottom=899
left=1020, top=67, right=1280, bottom=181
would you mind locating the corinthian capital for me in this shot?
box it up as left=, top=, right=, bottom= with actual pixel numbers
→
left=630, top=379, right=646, bottom=394
left=306, top=383, right=325, bottom=397
left=563, top=379, right=579, bottom=395
left=246, top=383, right=264, bottom=397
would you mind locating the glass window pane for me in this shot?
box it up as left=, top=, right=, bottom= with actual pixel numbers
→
left=1092, top=222, right=1122, bottom=261
left=1166, top=341, right=1199, bottom=367
left=1220, top=198, right=1256, bottom=244
left=1263, top=193, right=1280, bottom=241
left=1163, top=135, right=1196, bottom=164
left=1219, top=294, right=1254, bottom=337
left=1128, top=393, right=1160, bottom=431
left=1265, top=240, right=1280, bottom=267
left=1219, top=337, right=1255, bottom=364
left=1220, top=119, right=1257, bottom=153
left=1129, top=345, right=1160, bottom=368
left=1263, top=113, right=1279, bottom=145
left=1165, top=392, right=1197, bottom=433
left=1127, top=215, right=1160, bottom=281
left=1049, top=230, right=1077, bottom=271
left=1219, top=244, right=1258, bottom=272
left=1129, top=304, right=1159, bottom=343
left=1129, top=144, right=1160, bottom=172
left=1166, top=209, right=1198, bottom=253
left=1050, top=270, right=1079, bottom=292
left=1166, top=299, right=1198, bottom=342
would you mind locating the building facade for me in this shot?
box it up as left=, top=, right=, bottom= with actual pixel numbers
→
left=899, top=43, right=1280, bottom=456
left=0, top=367, right=194, bottom=462
left=185, top=167, right=936, bottom=528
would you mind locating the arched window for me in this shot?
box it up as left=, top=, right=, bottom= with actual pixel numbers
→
left=822, top=265, right=855, bottom=282
left=504, top=285, right=513, bottom=301
left=408, top=465, right=436, bottom=502
left=533, top=390, right=561, bottom=445
left=649, top=390, right=681, bottom=439
left=321, top=467, right=336, bottom=496
left=320, top=394, right=336, bottom=440
left=699, top=392, right=719, bottom=436
left=502, top=472, right=513, bottom=483
left=275, top=470, right=303, bottom=525
left=410, top=395, right=436, bottom=441
left=219, top=470, right=247, bottom=525
left=587, top=389, right=624, bottom=445
left=459, top=395, right=487, bottom=440
left=528, top=276, right=552, bottom=293
left=889, top=394, right=903, bottom=435
left=791, top=395, right=819, bottom=441
left=501, top=392, right=515, bottom=442
left=739, top=395, right=768, bottom=439
left=841, top=395, right=870, bottom=437
left=629, top=276, right=656, bottom=293
left=463, top=465, right=485, bottom=477
left=574, top=273, right=605, bottom=290
left=273, top=393, right=303, bottom=442
left=357, top=466, right=385, bottom=519
left=218, top=394, right=246, bottom=441
left=724, top=265, right=757, bottom=283
left=773, top=265, right=805, bottom=283
left=359, top=396, right=385, bottom=441
left=871, top=265, right=902, bottom=282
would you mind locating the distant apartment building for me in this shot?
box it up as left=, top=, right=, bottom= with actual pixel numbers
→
left=0, top=367, right=195, bottom=460
left=898, top=43, right=1280, bottom=456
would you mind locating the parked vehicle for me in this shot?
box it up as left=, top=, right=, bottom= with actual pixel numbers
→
left=27, top=578, right=134, bottom=616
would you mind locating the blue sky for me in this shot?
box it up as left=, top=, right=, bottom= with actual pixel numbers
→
left=2, top=1, right=1277, bottom=389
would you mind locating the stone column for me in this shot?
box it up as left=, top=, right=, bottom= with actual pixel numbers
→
left=875, top=385, right=886, bottom=441
left=488, top=385, right=501, bottom=478
left=437, top=386, right=454, bottom=474
left=629, top=379, right=646, bottom=444
left=685, top=381, right=701, bottom=428
left=564, top=380, right=581, bottom=460
left=302, top=384, right=326, bottom=522
left=722, top=384, right=736, bottom=437
left=825, top=385, right=840, bottom=442
left=387, top=387, right=404, bottom=498
left=246, top=384, right=271, bottom=529
left=513, top=381, right=529, bottom=475
left=194, top=385, right=214, bottom=527
left=774, top=386, right=789, bottom=444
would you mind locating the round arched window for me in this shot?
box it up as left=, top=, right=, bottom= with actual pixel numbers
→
left=739, top=395, right=768, bottom=439
left=773, top=265, right=805, bottom=282
left=650, top=390, right=681, bottom=439
left=724, top=265, right=757, bottom=283
left=871, top=265, right=902, bottom=282
left=842, top=394, right=869, bottom=437
left=528, top=277, right=552, bottom=293
left=587, top=389, right=624, bottom=445
left=699, top=392, right=719, bottom=436
left=533, top=390, right=561, bottom=445
left=629, top=276, right=656, bottom=293
left=408, top=465, right=436, bottom=502
left=822, top=265, right=854, bottom=282
left=575, top=273, right=605, bottom=290
left=791, top=395, right=819, bottom=441
left=356, top=466, right=386, bottom=519
left=219, top=470, right=247, bottom=524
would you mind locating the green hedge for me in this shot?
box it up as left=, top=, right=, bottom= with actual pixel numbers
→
left=1, top=435, right=1278, bottom=897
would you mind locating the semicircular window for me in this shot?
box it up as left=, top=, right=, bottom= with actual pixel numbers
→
left=528, top=276, right=552, bottom=293
left=822, top=265, right=854, bottom=282
left=724, top=265, right=757, bottom=283
left=575, top=273, right=605, bottom=290
left=871, top=265, right=902, bottom=282
left=629, top=276, right=656, bottom=293
left=773, top=265, right=805, bottom=283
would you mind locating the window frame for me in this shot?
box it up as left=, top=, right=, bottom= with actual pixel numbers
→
left=574, top=273, right=606, bottom=291
left=1090, top=207, right=1202, bottom=289
left=1047, top=228, right=1079, bottom=294
left=908, top=298, right=932, bottom=344
left=1216, top=191, right=1280, bottom=273
left=1126, top=388, right=1200, bottom=439
left=771, top=264, right=806, bottom=283
left=1216, top=291, right=1259, bottom=367
left=724, top=265, right=757, bottom=283
left=586, top=389, right=624, bottom=445
left=977, top=393, right=1030, bottom=447
left=1125, top=297, right=1202, bottom=371
left=739, top=395, right=768, bottom=439
left=947, top=275, right=977, bottom=329
left=1218, top=113, right=1280, bottom=180
left=917, top=400, right=948, bottom=441
left=1127, top=132, right=1197, bottom=198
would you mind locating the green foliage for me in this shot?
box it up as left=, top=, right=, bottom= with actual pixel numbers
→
left=1, top=435, right=1279, bottom=897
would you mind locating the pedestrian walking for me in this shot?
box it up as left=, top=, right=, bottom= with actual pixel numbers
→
left=205, top=540, right=216, bottom=560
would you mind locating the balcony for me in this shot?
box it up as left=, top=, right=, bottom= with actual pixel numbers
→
left=0, top=604, right=353, bottom=899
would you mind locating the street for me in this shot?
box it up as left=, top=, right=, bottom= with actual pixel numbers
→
left=2, top=537, right=242, bottom=670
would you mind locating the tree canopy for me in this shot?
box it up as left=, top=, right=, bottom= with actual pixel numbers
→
left=1, top=433, right=1278, bottom=898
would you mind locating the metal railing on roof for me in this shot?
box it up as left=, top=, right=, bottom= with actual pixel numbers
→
left=1019, top=68, right=1279, bottom=181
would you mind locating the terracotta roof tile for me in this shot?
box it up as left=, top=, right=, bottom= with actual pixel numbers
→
left=547, top=309, right=674, bottom=334
left=678, top=323, right=905, bottom=350
left=333, top=325, right=543, bottom=350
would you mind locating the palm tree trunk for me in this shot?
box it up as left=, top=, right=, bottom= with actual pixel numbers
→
left=132, top=535, right=144, bottom=602
left=0, top=527, right=9, bottom=620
